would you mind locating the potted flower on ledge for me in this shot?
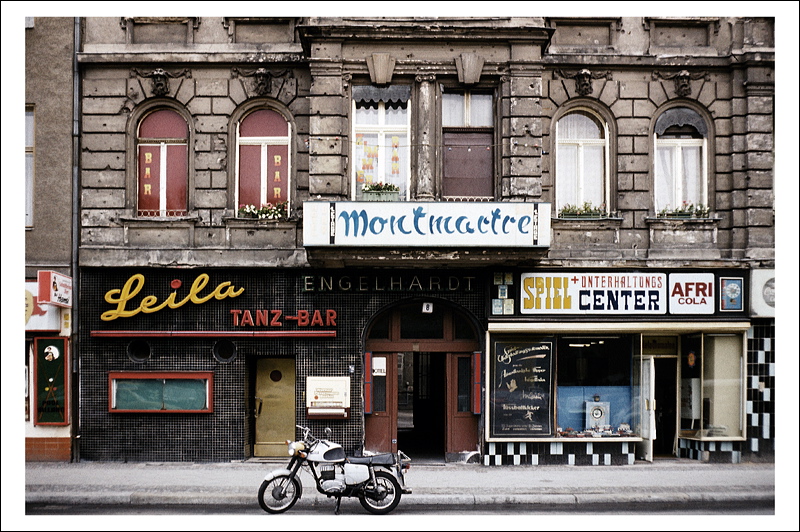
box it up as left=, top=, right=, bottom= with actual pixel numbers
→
left=557, top=201, right=611, bottom=219
left=237, top=201, right=288, bottom=221
left=656, top=201, right=710, bottom=219
left=361, top=182, right=400, bottom=201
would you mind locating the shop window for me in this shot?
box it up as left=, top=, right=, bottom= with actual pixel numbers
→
left=108, top=372, right=213, bottom=413
left=555, top=109, right=609, bottom=214
left=351, top=85, right=411, bottom=200
left=556, top=336, right=633, bottom=435
left=136, top=109, right=189, bottom=217
left=654, top=107, right=708, bottom=214
left=25, top=107, right=34, bottom=227
left=680, top=334, right=744, bottom=439
left=236, top=108, right=291, bottom=217
left=442, top=91, right=494, bottom=199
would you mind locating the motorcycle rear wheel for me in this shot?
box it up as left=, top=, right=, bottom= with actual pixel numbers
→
left=258, top=474, right=301, bottom=514
left=358, top=470, right=402, bottom=515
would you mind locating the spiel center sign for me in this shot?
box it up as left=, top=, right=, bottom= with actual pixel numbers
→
left=303, top=201, right=551, bottom=247
left=520, top=272, right=722, bottom=315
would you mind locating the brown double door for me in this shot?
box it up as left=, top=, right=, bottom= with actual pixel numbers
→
left=364, top=351, right=479, bottom=459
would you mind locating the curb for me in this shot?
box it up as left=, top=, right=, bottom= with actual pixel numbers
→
left=26, top=490, right=775, bottom=507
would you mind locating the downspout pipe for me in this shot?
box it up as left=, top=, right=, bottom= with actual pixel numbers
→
left=71, top=16, right=81, bottom=462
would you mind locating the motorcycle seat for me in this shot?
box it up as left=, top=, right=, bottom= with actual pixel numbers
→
left=347, top=454, right=397, bottom=466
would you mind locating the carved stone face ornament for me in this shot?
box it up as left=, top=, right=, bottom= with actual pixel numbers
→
left=150, top=68, right=170, bottom=97
left=675, top=70, right=692, bottom=97
left=576, top=69, right=593, bottom=96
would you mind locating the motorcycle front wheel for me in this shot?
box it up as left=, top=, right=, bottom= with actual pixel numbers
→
left=358, top=470, right=402, bottom=515
left=258, top=474, right=302, bottom=514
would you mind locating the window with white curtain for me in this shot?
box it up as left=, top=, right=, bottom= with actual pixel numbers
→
left=653, top=107, right=708, bottom=213
left=555, top=109, right=609, bottom=212
left=351, top=86, right=411, bottom=200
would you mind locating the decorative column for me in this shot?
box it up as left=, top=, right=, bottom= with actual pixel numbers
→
left=414, top=73, right=436, bottom=200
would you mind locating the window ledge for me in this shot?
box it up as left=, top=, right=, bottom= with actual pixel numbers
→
left=119, top=214, right=200, bottom=225
left=645, top=216, right=720, bottom=224
left=552, top=216, right=623, bottom=224
left=224, top=217, right=296, bottom=226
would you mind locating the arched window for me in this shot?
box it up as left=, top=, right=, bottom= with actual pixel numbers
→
left=653, top=107, right=708, bottom=213
left=136, top=109, right=188, bottom=217
left=236, top=109, right=291, bottom=217
left=555, top=109, right=609, bottom=213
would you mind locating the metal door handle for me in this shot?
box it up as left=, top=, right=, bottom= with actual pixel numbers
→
left=254, top=397, right=263, bottom=417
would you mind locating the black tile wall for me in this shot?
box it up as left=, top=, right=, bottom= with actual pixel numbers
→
left=78, top=267, right=486, bottom=462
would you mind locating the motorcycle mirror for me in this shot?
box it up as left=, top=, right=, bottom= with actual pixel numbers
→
left=324, top=427, right=332, bottom=438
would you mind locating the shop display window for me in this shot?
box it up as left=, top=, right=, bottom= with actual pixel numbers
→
left=108, top=371, right=213, bottom=413
left=680, top=334, right=744, bottom=439
left=556, top=336, right=635, bottom=437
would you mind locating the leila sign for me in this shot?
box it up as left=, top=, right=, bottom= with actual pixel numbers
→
left=101, top=273, right=244, bottom=321
left=303, top=201, right=551, bottom=247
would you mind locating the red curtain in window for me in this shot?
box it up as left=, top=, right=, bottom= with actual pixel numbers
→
left=238, top=144, right=262, bottom=208
left=267, top=144, right=288, bottom=205
left=238, top=110, right=290, bottom=208
left=137, top=146, right=161, bottom=214
left=137, top=109, right=188, bottom=216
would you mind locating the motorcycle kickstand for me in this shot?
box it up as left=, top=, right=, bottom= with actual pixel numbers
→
left=334, top=496, right=342, bottom=515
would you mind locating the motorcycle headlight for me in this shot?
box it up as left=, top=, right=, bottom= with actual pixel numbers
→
left=287, top=441, right=305, bottom=456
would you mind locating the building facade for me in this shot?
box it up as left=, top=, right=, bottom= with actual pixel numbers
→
left=25, top=17, right=77, bottom=461
left=74, top=17, right=775, bottom=465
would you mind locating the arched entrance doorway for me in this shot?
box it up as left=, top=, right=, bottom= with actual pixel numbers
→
left=363, top=301, right=481, bottom=462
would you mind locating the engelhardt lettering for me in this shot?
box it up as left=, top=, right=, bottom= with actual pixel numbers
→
left=302, top=274, right=475, bottom=293
left=101, top=273, right=244, bottom=321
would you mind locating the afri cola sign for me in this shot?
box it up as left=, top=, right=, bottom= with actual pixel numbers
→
left=303, top=202, right=551, bottom=247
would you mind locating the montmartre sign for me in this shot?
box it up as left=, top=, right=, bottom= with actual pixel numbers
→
left=303, top=202, right=551, bottom=247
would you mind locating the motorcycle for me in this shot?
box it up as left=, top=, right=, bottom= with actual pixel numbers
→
left=258, top=425, right=412, bottom=515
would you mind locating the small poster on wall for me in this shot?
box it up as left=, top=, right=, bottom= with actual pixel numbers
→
left=489, top=338, right=553, bottom=438
left=34, top=337, right=69, bottom=425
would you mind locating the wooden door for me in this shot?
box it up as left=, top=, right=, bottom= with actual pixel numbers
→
left=254, top=358, right=295, bottom=456
left=445, top=353, right=479, bottom=454
left=364, top=352, right=398, bottom=453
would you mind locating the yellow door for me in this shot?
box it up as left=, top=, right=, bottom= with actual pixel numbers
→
left=254, top=358, right=295, bottom=457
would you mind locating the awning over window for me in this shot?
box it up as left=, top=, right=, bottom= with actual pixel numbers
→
left=352, top=85, right=411, bottom=105
left=655, top=107, right=707, bottom=136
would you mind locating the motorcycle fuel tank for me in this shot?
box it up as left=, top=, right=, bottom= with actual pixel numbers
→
left=308, top=440, right=346, bottom=462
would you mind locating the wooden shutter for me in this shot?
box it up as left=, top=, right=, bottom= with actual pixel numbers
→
left=472, top=351, right=482, bottom=415
left=364, top=351, right=373, bottom=414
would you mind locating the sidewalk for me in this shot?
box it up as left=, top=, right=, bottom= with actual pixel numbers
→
left=25, top=458, right=774, bottom=509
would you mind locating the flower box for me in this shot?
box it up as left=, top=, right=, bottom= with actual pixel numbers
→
left=362, top=191, right=400, bottom=202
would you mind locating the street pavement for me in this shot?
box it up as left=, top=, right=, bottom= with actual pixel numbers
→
left=14, top=457, right=796, bottom=530
left=24, top=457, right=775, bottom=509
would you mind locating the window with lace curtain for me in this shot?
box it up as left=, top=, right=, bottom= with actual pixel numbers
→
left=555, top=109, right=609, bottom=214
left=654, top=107, right=708, bottom=214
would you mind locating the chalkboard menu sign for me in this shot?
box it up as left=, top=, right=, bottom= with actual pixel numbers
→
left=490, top=338, right=553, bottom=438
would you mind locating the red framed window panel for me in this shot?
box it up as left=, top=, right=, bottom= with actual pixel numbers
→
left=137, top=109, right=189, bottom=217
left=441, top=91, right=494, bottom=199
left=237, top=109, right=291, bottom=213
left=108, top=371, right=213, bottom=413
left=442, top=130, right=493, bottom=197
